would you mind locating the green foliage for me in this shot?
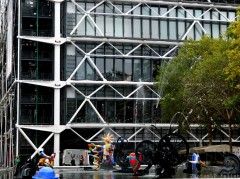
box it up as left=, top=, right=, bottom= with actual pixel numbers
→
left=225, top=7, right=240, bottom=90
left=155, top=35, right=239, bottom=127
left=156, top=14, right=240, bottom=149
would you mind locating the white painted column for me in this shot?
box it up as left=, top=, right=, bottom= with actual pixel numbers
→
left=4, top=106, right=7, bottom=167
left=0, top=111, right=2, bottom=165
left=16, top=0, right=21, bottom=158
left=53, top=0, right=63, bottom=166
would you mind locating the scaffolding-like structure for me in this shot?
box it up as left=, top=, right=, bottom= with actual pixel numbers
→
left=0, top=0, right=16, bottom=167
left=0, top=0, right=239, bottom=167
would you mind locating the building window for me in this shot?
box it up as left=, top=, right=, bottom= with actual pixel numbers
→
left=67, top=2, right=234, bottom=40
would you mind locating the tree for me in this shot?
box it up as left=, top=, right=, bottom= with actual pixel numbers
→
left=225, top=7, right=240, bottom=90
left=156, top=36, right=240, bottom=151
left=184, top=37, right=240, bottom=151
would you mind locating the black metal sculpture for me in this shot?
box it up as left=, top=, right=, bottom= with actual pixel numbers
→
left=113, top=137, right=132, bottom=172
left=219, top=153, right=240, bottom=176
left=113, top=125, right=189, bottom=178
left=135, top=132, right=189, bottom=178
left=14, top=158, right=38, bottom=179
left=113, top=136, right=151, bottom=175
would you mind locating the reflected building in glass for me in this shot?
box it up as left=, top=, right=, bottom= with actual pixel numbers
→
left=0, top=0, right=239, bottom=167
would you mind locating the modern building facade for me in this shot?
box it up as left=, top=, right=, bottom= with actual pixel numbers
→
left=0, top=0, right=240, bottom=167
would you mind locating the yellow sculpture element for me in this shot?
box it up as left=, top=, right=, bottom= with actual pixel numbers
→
left=102, top=133, right=114, bottom=161
left=88, top=133, right=114, bottom=170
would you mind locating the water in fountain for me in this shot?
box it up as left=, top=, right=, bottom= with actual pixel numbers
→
left=135, top=78, right=146, bottom=123
left=135, top=78, right=151, bottom=142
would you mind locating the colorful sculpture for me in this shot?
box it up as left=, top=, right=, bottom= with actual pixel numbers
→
left=102, top=133, right=114, bottom=163
left=128, top=153, right=142, bottom=174
left=32, top=166, right=58, bottom=179
left=88, top=133, right=115, bottom=170
left=88, top=143, right=103, bottom=170
left=38, top=148, right=55, bottom=168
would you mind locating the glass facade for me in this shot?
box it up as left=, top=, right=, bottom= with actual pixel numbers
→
left=66, top=1, right=235, bottom=40
left=64, top=0, right=236, bottom=125
left=0, top=0, right=239, bottom=167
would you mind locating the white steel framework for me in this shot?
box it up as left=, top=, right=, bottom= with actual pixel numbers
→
left=0, top=0, right=239, bottom=167
left=0, top=0, right=16, bottom=168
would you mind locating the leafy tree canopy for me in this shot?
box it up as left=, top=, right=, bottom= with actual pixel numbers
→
left=225, top=7, right=240, bottom=90
left=156, top=35, right=239, bottom=125
left=155, top=9, right=240, bottom=149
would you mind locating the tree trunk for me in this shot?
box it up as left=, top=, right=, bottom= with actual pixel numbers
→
left=228, top=118, right=233, bottom=153
left=207, top=124, right=212, bottom=145
left=227, top=110, right=233, bottom=153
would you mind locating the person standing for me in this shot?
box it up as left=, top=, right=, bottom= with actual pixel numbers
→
left=14, top=155, right=20, bottom=166
left=80, top=155, right=84, bottom=166
left=71, top=154, right=76, bottom=166
left=189, top=150, right=202, bottom=173
left=14, top=156, right=21, bottom=176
